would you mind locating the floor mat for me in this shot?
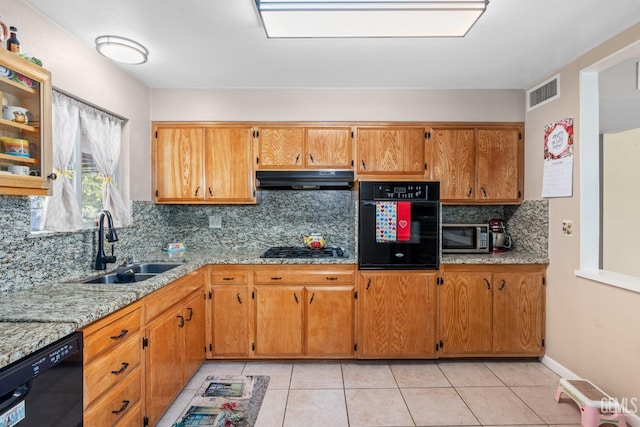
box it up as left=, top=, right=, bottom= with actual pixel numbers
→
left=172, top=375, right=270, bottom=427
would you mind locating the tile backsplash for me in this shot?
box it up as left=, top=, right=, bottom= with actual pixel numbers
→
left=0, top=193, right=546, bottom=293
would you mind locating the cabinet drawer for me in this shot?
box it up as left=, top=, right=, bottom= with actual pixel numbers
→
left=212, top=271, right=249, bottom=285
left=84, top=332, right=141, bottom=407
left=145, top=269, right=204, bottom=323
left=83, top=305, right=142, bottom=362
left=84, top=366, right=142, bottom=427
left=254, top=270, right=354, bottom=285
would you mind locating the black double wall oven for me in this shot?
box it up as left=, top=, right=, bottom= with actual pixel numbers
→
left=358, top=181, right=440, bottom=270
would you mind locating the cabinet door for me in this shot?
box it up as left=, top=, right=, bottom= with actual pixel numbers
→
left=305, top=127, right=353, bottom=168
left=357, top=127, right=425, bottom=175
left=440, top=273, right=493, bottom=355
left=210, top=285, right=250, bottom=357
left=183, top=291, right=206, bottom=382
left=145, top=307, right=184, bottom=427
left=429, top=128, right=476, bottom=201
left=305, top=285, right=355, bottom=357
left=359, top=272, right=437, bottom=357
left=257, top=127, right=305, bottom=168
left=493, top=273, right=545, bottom=355
left=204, top=127, right=255, bottom=203
left=154, top=127, right=204, bottom=201
left=476, top=127, right=522, bottom=202
left=254, top=286, right=304, bottom=356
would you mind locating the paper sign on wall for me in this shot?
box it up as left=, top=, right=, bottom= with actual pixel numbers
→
left=542, top=117, right=574, bottom=198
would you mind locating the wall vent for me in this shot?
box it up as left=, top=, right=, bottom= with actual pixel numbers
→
left=527, top=74, right=560, bottom=111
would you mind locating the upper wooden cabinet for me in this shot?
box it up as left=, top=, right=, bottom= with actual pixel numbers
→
left=427, top=124, right=524, bottom=203
left=0, top=50, right=53, bottom=196
left=356, top=127, right=427, bottom=178
left=152, top=123, right=256, bottom=204
left=256, top=126, right=353, bottom=169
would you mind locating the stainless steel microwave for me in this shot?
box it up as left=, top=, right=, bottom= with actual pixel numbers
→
left=442, top=224, right=489, bottom=253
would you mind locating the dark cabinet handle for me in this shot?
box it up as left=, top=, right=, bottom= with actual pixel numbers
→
left=309, top=292, right=315, bottom=304
left=366, top=278, right=371, bottom=289
left=467, top=187, right=473, bottom=197
left=295, top=154, right=300, bottom=164
left=110, top=329, right=129, bottom=340
left=186, top=307, right=193, bottom=321
left=237, top=293, right=243, bottom=304
left=208, top=187, right=213, bottom=196
left=177, top=315, right=185, bottom=328
left=112, top=400, right=130, bottom=415
left=309, top=154, right=314, bottom=163
left=484, top=278, right=491, bottom=290
left=111, top=362, right=129, bottom=375
left=481, top=187, right=487, bottom=197
left=326, top=277, right=338, bottom=281
left=361, top=160, right=366, bottom=170
left=222, top=277, right=235, bottom=281
left=195, top=186, right=200, bottom=196
left=294, top=293, right=299, bottom=304
left=499, top=280, right=506, bottom=291
left=271, top=277, right=282, bottom=281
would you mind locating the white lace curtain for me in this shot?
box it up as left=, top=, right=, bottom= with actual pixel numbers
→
left=40, top=90, right=128, bottom=231
left=80, top=108, right=129, bottom=227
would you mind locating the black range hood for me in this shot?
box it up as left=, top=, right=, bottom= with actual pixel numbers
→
left=256, top=170, right=354, bottom=190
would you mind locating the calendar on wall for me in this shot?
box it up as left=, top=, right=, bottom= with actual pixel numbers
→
left=542, top=117, right=574, bottom=198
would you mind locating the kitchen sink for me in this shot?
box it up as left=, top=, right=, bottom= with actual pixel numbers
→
left=77, top=262, right=183, bottom=285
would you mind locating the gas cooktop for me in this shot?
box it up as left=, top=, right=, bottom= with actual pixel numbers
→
left=260, top=246, right=349, bottom=259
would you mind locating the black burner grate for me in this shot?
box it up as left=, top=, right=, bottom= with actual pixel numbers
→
left=260, top=246, right=348, bottom=259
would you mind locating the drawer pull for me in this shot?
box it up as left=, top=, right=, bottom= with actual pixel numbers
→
left=484, top=278, right=491, bottom=290
left=222, top=277, right=235, bottom=281
left=325, top=277, right=338, bottom=281
left=294, top=293, right=299, bottom=304
left=499, top=280, right=506, bottom=291
left=111, top=362, right=129, bottom=375
left=237, top=293, right=243, bottom=304
left=271, top=277, right=282, bottom=281
left=186, top=307, right=194, bottom=321
left=112, top=400, right=130, bottom=415
left=110, top=329, right=129, bottom=340
left=177, top=315, right=185, bottom=328
left=366, top=279, right=371, bottom=290
left=309, top=292, right=315, bottom=304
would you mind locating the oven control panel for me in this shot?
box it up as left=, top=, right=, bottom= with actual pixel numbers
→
left=372, top=183, right=427, bottom=199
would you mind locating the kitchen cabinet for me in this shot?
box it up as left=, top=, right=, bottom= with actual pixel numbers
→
left=0, top=49, right=53, bottom=196
left=82, top=302, right=143, bottom=426
left=152, top=123, right=255, bottom=204
left=209, top=267, right=251, bottom=357
left=356, top=126, right=427, bottom=178
left=256, top=125, right=353, bottom=169
left=439, top=264, right=545, bottom=357
left=252, top=265, right=356, bottom=358
left=144, top=268, right=206, bottom=426
left=427, top=124, right=524, bottom=203
left=358, top=271, right=437, bottom=358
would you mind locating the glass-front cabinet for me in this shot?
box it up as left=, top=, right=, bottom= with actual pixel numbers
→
left=0, top=49, right=52, bottom=196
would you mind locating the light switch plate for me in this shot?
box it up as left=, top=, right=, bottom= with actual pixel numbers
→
left=209, top=215, right=222, bottom=229
left=562, top=220, right=573, bottom=236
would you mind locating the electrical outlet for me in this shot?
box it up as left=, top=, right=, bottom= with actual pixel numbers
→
left=209, top=214, right=222, bottom=229
left=562, top=220, right=573, bottom=236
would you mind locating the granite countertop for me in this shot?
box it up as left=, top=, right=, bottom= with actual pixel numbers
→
left=0, top=246, right=546, bottom=370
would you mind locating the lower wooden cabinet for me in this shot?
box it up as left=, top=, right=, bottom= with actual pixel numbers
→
left=82, top=302, right=143, bottom=426
left=439, top=264, right=546, bottom=357
left=144, top=268, right=207, bottom=427
left=358, top=271, right=438, bottom=358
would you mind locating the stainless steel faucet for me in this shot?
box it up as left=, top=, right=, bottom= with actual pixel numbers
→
left=95, top=210, right=119, bottom=270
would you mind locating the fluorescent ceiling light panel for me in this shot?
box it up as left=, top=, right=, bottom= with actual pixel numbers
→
left=95, top=35, right=149, bottom=64
left=255, top=0, right=488, bottom=38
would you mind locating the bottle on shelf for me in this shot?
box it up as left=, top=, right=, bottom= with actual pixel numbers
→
left=7, top=26, right=19, bottom=53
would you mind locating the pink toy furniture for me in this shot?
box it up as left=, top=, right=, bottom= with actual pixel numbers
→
left=555, top=378, right=627, bottom=427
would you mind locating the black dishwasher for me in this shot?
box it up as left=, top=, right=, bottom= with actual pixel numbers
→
left=0, top=332, right=83, bottom=427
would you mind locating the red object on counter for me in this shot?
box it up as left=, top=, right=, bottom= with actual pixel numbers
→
left=396, top=202, right=411, bottom=241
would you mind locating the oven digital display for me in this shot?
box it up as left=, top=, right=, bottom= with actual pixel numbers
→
left=393, top=187, right=407, bottom=194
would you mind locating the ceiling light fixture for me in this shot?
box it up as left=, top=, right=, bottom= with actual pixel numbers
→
left=255, top=0, right=488, bottom=38
left=95, top=35, right=149, bottom=65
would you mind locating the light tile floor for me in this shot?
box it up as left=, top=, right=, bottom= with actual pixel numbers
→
left=157, top=359, right=583, bottom=427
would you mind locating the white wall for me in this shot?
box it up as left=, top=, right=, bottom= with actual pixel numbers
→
left=526, top=22, right=640, bottom=404
left=602, top=128, right=640, bottom=276
left=4, top=0, right=151, bottom=201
